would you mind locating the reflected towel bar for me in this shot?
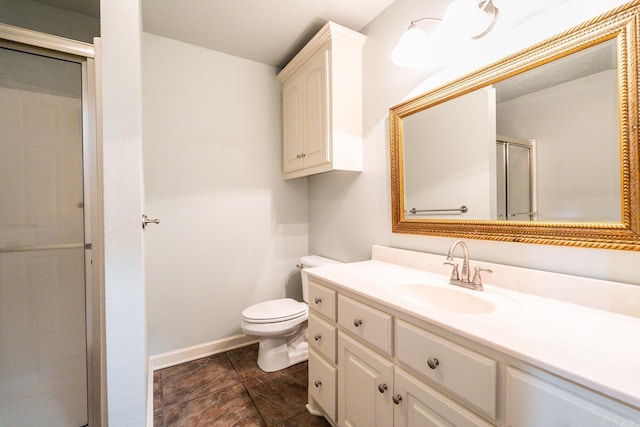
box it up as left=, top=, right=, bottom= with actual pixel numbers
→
left=0, top=243, right=85, bottom=254
left=408, top=206, right=468, bottom=215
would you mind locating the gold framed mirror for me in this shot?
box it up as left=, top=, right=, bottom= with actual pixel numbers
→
left=390, top=1, right=640, bottom=251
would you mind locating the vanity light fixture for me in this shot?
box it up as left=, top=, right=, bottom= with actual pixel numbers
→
left=391, top=0, right=500, bottom=68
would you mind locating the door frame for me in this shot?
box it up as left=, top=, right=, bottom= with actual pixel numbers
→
left=0, top=23, right=104, bottom=426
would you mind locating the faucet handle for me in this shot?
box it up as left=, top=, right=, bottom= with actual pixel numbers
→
left=444, top=262, right=460, bottom=281
left=472, top=267, right=493, bottom=287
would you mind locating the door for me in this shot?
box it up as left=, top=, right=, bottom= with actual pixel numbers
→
left=338, top=332, right=394, bottom=427
left=0, top=45, right=89, bottom=426
left=496, top=137, right=536, bottom=221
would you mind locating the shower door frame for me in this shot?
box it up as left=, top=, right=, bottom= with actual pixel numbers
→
left=0, top=24, right=103, bottom=426
left=496, top=135, right=538, bottom=221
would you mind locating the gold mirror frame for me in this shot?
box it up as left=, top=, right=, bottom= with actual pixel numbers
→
left=390, top=1, right=640, bottom=251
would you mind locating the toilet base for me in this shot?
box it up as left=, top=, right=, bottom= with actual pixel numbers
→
left=256, top=322, right=309, bottom=372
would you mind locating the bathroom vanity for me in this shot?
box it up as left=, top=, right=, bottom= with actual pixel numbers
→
left=305, top=245, right=640, bottom=427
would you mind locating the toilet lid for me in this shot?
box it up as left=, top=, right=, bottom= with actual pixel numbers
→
left=242, top=298, right=307, bottom=324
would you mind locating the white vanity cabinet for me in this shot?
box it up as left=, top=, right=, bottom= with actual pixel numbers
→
left=277, top=21, right=365, bottom=180
left=306, top=274, right=640, bottom=427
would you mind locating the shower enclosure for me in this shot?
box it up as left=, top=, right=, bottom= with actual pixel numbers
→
left=496, top=136, right=537, bottom=221
left=0, top=26, right=100, bottom=426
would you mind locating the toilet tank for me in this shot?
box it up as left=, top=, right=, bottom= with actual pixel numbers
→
left=299, top=255, right=342, bottom=303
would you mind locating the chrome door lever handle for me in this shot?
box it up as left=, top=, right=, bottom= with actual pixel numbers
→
left=142, top=214, right=160, bottom=230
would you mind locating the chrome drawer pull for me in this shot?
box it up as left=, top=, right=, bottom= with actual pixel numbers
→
left=353, top=319, right=363, bottom=327
left=427, top=358, right=440, bottom=370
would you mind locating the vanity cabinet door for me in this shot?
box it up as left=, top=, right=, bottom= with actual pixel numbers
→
left=394, top=367, right=493, bottom=427
left=506, top=367, right=640, bottom=427
left=338, top=332, right=394, bottom=427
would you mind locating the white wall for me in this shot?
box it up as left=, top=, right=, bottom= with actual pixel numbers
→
left=100, top=1, right=147, bottom=425
left=142, top=33, right=308, bottom=356
left=309, top=0, right=640, bottom=286
left=403, top=86, right=495, bottom=220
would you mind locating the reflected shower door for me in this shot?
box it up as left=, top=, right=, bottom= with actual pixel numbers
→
left=0, top=47, right=88, bottom=426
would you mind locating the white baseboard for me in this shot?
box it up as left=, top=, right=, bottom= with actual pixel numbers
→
left=149, top=334, right=258, bottom=371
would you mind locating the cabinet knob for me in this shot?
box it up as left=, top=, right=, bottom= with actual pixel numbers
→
left=314, top=297, right=322, bottom=304
left=314, top=380, right=322, bottom=388
left=378, top=384, right=387, bottom=394
left=314, top=334, right=322, bottom=341
left=353, top=319, right=363, bottom=327
left=427, top=358, right=440, bottom=370
left=393, top=394, right=403, bottom=405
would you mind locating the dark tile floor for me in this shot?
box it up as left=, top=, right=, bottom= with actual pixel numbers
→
left=153, top=343, right=331, bottom=426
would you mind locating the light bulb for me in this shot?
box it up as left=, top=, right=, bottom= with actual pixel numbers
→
left=391, top=26, right=430, bottom=67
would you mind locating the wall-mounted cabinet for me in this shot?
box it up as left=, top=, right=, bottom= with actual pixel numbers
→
left=277, top=22, right=365, bottom=180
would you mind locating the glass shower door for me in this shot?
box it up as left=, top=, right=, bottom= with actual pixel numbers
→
left=0, top=47, right=88, bottom=426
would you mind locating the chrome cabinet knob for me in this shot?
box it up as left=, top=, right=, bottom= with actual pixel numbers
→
left=353, top=319, right=363, bottom=327
left=427, top=358, right=440, bottom=370
left=314, top=334, right=322, bottom=341
left=314, top=380, right=322, bottom=387
left=378, top=384, right=387, bottom=394
left=393, top=394, right=403, bottom=405
left=314, top=297, right=322, bottom=304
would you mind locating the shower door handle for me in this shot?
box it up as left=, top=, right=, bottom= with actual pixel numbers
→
left=142, top=214, right=160, bottom=230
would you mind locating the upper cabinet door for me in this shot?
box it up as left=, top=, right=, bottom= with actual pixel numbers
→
left=282, top=74, right=303, bottom=173
left=301, top=47, right=329, bottom=170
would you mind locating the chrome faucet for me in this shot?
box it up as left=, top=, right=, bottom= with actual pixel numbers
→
left=445, top=240, right=471, bottom=283
left=444, top=240, right=490, bottom=291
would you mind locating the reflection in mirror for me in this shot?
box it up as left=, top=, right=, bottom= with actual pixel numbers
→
left=402, top=39, right=620, bottom=223
left=390, top=1, right=640, bottom=250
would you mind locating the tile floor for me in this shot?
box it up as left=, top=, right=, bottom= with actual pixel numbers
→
left=153, top=343, right=331, bottom=426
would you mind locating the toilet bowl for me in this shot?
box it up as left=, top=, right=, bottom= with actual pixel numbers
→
left=241, top=255, right=341, bottom=372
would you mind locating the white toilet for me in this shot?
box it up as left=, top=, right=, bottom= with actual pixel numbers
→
left=241, top=255, right=341, bottom=372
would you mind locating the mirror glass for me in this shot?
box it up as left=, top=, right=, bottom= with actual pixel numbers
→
left=402, top=39, right=620, bottom=223
left=390, top=2, right=640, bottom=250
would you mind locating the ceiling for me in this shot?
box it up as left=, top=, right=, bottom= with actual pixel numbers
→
left=141, top=0, right=395, bottom=69
left=30, top=0, right=395, bottom=69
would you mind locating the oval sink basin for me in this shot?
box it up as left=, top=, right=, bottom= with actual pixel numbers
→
left=393, top=283, right=495, bottom=315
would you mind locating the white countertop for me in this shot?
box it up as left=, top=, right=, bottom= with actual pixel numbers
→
left=307, top=258, right=640, bottom=408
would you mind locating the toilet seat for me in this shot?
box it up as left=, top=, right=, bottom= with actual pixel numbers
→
left=242, top=298, right=307, bottom=324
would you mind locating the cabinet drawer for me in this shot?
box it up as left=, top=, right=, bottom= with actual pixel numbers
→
left=309, top=313, right=337, bottom=363
left=506, top=367, right=640, bottom=426
left=309, top=349, right=337, bottom=422
left=308, top=280, right=337, bottom=321
left=396, top=319, right=497, bottom=419
left=338, top=295, right=392, bottom=356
